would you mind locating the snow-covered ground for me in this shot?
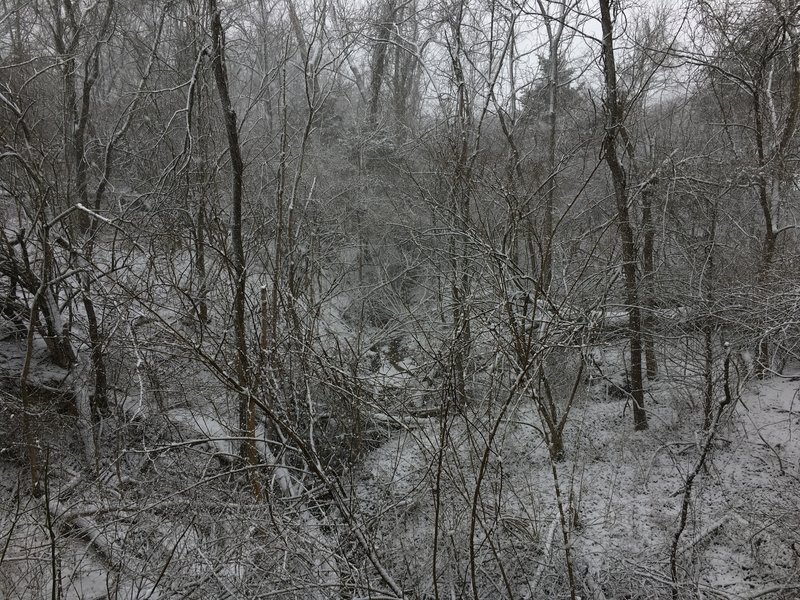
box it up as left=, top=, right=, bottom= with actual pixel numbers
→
left=2, top=325, right=799, bottom=599
left=355, top=363, right=800, bottom=599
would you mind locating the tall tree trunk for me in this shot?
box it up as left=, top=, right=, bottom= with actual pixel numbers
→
left=53, top=0, right=115, bottom=415
left=702, top=193, right=718, bottom=430
left=21, top=292, right=44, bottom=497
left=208, top=0, right=262, bottom=500
left=82, top=3, right=114, bottom=418
left=536, top=0, right=566, bottom=294
left=448, top=5, right=472, bottom=406
left=599, top=0, right=647, bottom=430
left=752, top=79, right=776, bottom=377
left=184, top=12, right=210, bottom=327
left=747, top=15, right=800, bottom=375
left=284, top=0, right=320, bottom=107
left=391, top=1, right=416, bottom=140
left=195, top=199, right=209, bottom=324
left=641, top=185, right=657, bottom=379
left=368, top=0, right=396, bottom=127
left=753, top=81, right=776, bottom=275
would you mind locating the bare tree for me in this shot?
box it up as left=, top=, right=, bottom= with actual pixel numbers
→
left=208, top=0, right=262, bottom=499
left=599, top=0, right=648, bottom=430
left=690, top=0, right=800, bottom=373
left=536, top=0, right=577, bottom=293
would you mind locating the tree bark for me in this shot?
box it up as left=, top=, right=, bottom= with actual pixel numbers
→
left=641, top=185, right=657, bottom=379
left=599, top=0, right=647, bottom=430
left=536, top=0, right=567, bottom=294
left=51, top=0, right=115, bottom=414
left=702, top=194, right=717, bottom=430
left=391, top=1, right=417, bottom=139
left=368, top=0, right=397, bottom=127
left=208, top=0, right=262, bottom=500
left=448, top=5, right=472, bottom=406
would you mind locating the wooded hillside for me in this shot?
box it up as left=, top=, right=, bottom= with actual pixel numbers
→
left=1, top=0, right=799, bottom=598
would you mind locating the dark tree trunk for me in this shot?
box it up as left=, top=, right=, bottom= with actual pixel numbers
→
left=368, top=0, right=396, bottom=127
left=194, top=200, right=208, bottom=324
left=599, top=0, right=647, bottom=431
left=209, top=0, right=262, bottom=500
left=448, top=8, right=472, bottom=406
left=752, top=83, right=775, bottom=377
left=703, top=326, right=714, bottom=430
left=541, top=5, right=565, bottom=294
left=641, top=186, right=658, bottom=379
left=82, top=291, right=108, bottom=418
left=702, top=194, right=717, bottom=430
left=54, top=0, right=115, bottom=412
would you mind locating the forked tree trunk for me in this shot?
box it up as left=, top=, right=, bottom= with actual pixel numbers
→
left=52, top=0, right=115, bottom=415
left=749, top=18, right=800, bottom=375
